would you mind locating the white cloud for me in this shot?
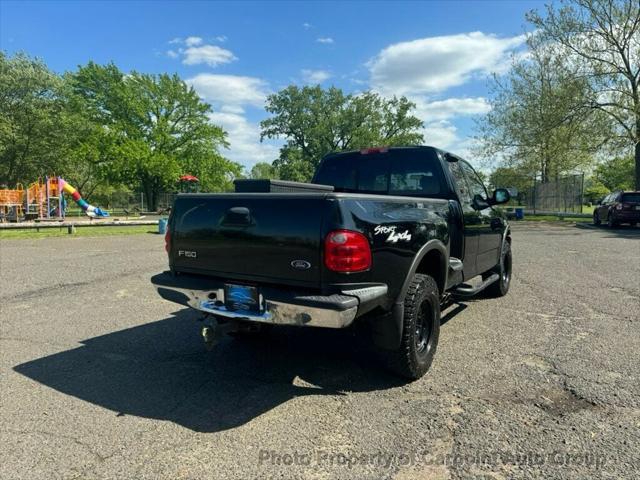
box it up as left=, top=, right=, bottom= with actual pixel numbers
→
left=419, top=121, right=481, bottom=160
left=165, top=37, right=235, bottom=66
left=303, top=22, right=312, bottom=29
left=414, top=97, right=491, bottom=121
left=369, top=31, right=525, bottom=95
left=421, top=121, right=459, bottom=149
left=220, top=104, right=245, bottom=114
left=214, top=35, right=228, bottom=43
left=209, top=111, right=280, bottom=167
left=187, top=74, right=276, bottom=167
left=186, top=74, right=269, bottom=107
left=301, top=69, right=332, bottom=84
left=185, top=36, right=203, bottom=47
left=182, top=44, right=236, bottom=67
left=316, top=37, right=334, bottom=44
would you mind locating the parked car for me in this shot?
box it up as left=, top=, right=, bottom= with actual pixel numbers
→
left=593, top=191, right=640, bottom=227
left=152, top=146, right=512, bottom=379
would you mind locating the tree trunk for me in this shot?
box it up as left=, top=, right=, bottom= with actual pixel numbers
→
left=635, top=140, right=640, bottom=191
left=143, top=183, right=154, bottom=213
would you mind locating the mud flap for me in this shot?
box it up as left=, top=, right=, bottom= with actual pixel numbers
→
left=369, top=302, right=404, bottom=350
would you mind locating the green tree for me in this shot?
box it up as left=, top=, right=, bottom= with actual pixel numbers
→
left=478, top=35, right=607, bottom=182
left=583, top=178, right=610, bottom=204
left=0, top=52, right=67, bottom=185
left=54, top=75, right=116, bottom=200
left=592, top=156, right=635, bottom=191
left=71, top=63, right=238, bottom=209
left=260, top=86, right=424, bottom=181
left=248, top=162, right=279, bottom=180
left=489, top=167, right=533, bottom=194
left=528, top=0, right=640, bottom=189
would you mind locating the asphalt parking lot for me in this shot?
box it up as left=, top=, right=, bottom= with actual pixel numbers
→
left=1, top=222, right=639, bottom=479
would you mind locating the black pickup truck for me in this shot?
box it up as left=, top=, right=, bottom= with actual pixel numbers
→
left=152, top=146, right=512, bottom=379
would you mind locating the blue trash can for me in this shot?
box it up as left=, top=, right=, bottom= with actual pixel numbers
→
left=158, top=218, right=168, bottom=234
left=515, top=208, right=524, bottom=220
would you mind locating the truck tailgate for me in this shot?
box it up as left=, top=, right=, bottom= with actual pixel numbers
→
left=170, top=194, right=328, bottom=287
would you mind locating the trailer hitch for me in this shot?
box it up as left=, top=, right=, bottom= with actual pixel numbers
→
left=200, top=316, right=238, bottom=350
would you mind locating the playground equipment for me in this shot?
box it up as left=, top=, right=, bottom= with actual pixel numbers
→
left=0, top=176, right=108, bottom=222
left=0, top=184, right=24, bottom=222
left=59, top=178, right=108, bottom=218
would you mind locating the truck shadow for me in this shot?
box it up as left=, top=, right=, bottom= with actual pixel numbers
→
left=14, top=308, right=430, bottom=433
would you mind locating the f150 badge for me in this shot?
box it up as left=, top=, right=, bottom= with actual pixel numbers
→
left=178, top=250, right=197, bottom=258
left=374, top=225, right=412, bottom=243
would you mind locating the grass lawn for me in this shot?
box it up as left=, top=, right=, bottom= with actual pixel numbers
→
left=581, top=205, right=595, bottom=214
left=0, top=225, right=157, bottom=240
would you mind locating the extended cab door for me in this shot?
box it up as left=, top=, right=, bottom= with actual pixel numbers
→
left=458, top=160, right=503, bottom=276
left=446, top=160, right=480, bottom=279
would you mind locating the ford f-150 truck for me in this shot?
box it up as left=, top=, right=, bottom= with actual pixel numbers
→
left=152, top=146, right=512, bottom=379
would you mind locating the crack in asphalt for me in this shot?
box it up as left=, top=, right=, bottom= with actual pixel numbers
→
left=4, top=428, right=117, bottom=463
left=0, top=267, right=156, bottom=305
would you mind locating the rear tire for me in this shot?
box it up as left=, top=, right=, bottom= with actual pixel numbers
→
left=384, top=274, right=440, bottom=380
left=593, top=211, right=601, bottom=225
left=484, top=240, right=512, bottom=298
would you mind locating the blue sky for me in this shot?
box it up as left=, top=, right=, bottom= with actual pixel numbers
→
left=1, top=0, right=544, bottom=169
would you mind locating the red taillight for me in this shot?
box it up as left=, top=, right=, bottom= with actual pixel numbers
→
left=324, top=230, right=371, bottom=272
left=164, top=229, right=171, bottom=253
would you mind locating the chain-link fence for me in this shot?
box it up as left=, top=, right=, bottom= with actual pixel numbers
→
left=526, top=174, right=585, bottom=213
left=69, top=191, right=178, bottom=216
left=491, top=173, right=586, bottom=214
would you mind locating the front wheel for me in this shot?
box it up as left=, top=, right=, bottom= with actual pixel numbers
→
left=384, top=273, right=440, bottom=380
left=607, top=213, right=618, bottom=228
left=593, top=211, right=601, bottom=225
left=484, top=240, right=512, bottom=298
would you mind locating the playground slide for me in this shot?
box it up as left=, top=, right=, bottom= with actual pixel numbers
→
left=59, top=179, right=109, bottom=218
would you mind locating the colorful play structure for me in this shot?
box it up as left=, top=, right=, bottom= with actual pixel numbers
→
left=0, top=176, right=108, bottom=222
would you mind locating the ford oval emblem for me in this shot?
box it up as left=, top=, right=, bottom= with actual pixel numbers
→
left=291, top=260, right=311, bottom=270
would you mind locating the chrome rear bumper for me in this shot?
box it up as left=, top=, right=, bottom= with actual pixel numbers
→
left=151, top=272, right=387, bottom=329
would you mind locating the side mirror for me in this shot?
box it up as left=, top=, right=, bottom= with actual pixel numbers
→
left=490, top=188, right=510, bottom=205
left=472, top=194, right=490, bottom=210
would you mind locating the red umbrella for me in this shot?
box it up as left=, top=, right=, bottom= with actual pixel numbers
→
left=179, top=175, right=199, bottom=182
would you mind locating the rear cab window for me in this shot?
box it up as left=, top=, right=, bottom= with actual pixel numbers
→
left=313, top=148, right=446, bottom=198
left=621, top=193, right=640, bottom=203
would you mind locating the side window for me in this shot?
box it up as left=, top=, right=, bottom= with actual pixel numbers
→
left=446, top=161, right=471, bottom=204
left=459, top=161, right=488, bottom=200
